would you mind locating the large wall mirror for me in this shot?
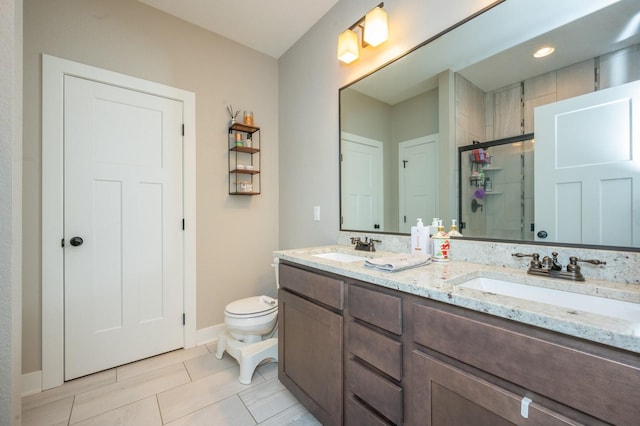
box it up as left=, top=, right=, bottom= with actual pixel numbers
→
left=340, top=0, right=640, bottom=249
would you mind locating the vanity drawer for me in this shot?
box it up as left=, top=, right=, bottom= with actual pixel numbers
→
left=279, top=263, right=344, bottom=310
left=347, top=359, right=403, bottom=425
left=348, top=321, right=402, bottom=381
left=412, top=302, right=640, bottom=425
left=349, top=284, right=402, bottom=335
left=345, top=395, right=389, bottom=426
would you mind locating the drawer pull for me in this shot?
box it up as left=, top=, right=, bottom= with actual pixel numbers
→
left=520, top=396, right=532, bottom=419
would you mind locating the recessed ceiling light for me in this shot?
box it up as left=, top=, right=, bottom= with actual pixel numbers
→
left=533, top=46, right=555, bottom=58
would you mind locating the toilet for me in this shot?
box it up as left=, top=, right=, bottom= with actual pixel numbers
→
left=215, top=259, right=280, bottom=384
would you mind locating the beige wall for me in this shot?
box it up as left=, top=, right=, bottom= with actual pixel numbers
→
left=23, top=0, right=279, bottom=374
left=278, top=0, right=498, bottom=249
left=341, top=88, right=440, bottom=232
left=1, top=0, right=23, bottom=421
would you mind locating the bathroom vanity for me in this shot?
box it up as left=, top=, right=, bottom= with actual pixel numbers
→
left=275, top=246, right=640, bottom=426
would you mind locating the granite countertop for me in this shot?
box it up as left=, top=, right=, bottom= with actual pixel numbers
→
left=274, top=245, right=640, bottom=354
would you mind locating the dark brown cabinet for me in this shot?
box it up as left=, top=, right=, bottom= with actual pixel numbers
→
left=277, top=262, right=640, bottom=426
left=412, top=352, right=578, bottom=425
left=278, top=263, right=344, bottom=426
left=410, top=299, right=640, bottom=425
left=345, top=282, right=404, bottom=425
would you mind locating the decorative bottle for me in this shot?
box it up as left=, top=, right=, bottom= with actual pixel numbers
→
left=431, top=220, right=450, bottom=262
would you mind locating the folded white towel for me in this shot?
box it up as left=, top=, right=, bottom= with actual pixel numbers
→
left=364, top=253, right=431, bottom=272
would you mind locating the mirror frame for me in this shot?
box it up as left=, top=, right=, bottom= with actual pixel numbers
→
left=338, top=0, right=640, bottom=252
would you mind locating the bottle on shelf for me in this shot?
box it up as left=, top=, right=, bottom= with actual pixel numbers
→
left=484, top=176, right=492, bottom=192
left=243, top=111, right=254, bottom=126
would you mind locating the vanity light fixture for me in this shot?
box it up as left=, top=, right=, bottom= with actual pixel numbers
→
left=533, top=46, right=555, bottom=58
left=337, top=2, right=388, bottom=64
left=337, top=29, right=359, bottom=64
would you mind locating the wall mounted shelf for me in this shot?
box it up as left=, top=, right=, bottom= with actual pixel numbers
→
left=228, top=122, right=261, bottom=195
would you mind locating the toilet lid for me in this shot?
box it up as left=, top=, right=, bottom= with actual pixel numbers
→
left=225, top=296, right=278, bottom=317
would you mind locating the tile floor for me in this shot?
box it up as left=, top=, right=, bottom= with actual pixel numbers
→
left=22, top=343, right=320, bottom=425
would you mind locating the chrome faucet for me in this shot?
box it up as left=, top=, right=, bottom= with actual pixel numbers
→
left=511, top=252, right=606, bottom=282
left=350, top=236, right=382, bottom=252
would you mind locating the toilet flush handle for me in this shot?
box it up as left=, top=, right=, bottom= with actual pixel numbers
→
left=260, top=296, right=277, bottom=306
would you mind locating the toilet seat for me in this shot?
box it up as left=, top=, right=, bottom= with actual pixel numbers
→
left=225, top=296, right=277, bottom=319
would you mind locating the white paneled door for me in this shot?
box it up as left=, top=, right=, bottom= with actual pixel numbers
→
left=64, top=75, right=185, bottom=380
left=398, top=135, right=438, bottom=233
left=534, top=80, right=640, bottom=247
left=341, top=133, right=384, bottom=232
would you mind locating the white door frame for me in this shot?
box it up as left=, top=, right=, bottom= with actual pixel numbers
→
left=41, top=54, right=197, bottom=390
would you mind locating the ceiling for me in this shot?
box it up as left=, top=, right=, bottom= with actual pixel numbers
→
left=137, top=0, right=339, bottom=58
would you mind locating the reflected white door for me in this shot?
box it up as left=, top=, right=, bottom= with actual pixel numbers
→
left=341, top=133, right=384, bottom=231
left=398, top=135, right=438, bottom=233
left=534, top=80, right=640, bottom=247
left=64, top=75, right=185, bottom=379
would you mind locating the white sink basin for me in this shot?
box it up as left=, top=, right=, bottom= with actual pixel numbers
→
left=312, top=252, right=366, bottom=262
left=459, top=277, right=640, bottom=323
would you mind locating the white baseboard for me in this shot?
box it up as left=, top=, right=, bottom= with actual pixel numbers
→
left=22, top=370, right=42, bottom=397
left=196, top=323, right=225, bottom=346
left=23, top=325, right=224, bottom=397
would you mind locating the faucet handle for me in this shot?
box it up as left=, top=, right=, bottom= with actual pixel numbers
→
left=512, top=252, right=541, bottom=268
left=511, top=252, right=536, bottom=258
left=576, top=257, right=607, bottom=266
left=567, top=256, right=581, bottom=273
left=369, top=237, right=382, bottom=252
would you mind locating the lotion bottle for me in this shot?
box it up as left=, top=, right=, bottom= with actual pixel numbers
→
left=449, top=219, right=463, bottom=237
left=428, top=218, right=439, bottom=238
left=411, top=218, right=430, bottom=254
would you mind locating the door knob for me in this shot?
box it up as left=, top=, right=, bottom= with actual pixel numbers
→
left=70, top=236, right=84, bottom=246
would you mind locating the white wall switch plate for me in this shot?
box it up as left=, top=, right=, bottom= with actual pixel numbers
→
left=313, top=206, right=321, bottom=221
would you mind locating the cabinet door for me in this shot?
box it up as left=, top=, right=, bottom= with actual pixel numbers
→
left=411, top=351, right=580, bottom=426
left=278, top=289, right=343, bottom=426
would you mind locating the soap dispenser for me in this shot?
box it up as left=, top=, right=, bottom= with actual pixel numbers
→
left=429, top=218, right=439, bottom=238
left=449, top=219, right=463, bottom=237
left=411, top=218, right=430, bottom=254
left=431, top=220, right=450, bottom=262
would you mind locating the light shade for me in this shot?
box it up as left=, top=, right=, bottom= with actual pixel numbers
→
left=364, top=6, right=388, bottom=47
left=338, top=29, right=359, bottom=64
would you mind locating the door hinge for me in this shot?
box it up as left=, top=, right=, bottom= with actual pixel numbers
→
left=182, top=219, right=185, bottom=230
left=182, top=124, right=185, bottom=136
left=182, top=313, right=186, bottom=326
left=61, top=238, right=65, bottom=248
